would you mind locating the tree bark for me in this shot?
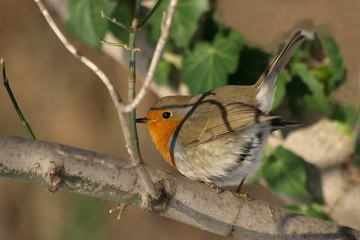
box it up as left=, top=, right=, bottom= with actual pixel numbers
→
left=0, top=134, right=359, bottom=240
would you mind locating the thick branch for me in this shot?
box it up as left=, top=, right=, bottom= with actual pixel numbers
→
left=0, top=134, right=359, bottom=240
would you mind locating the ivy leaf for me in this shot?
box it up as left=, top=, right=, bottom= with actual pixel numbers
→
left=182, top=30, right=244, bottom=95
left=311, top=65, right=333, bottom=83
left=66, top=0, right=116, bottom=52
left=272, top=71, right=290, bottom=110
left=154, top=58, right=172, bottom=85
left=332, top=120, right=354, bottom=139
left=333, top=102, right=359, bottom=124
left=291, top=63, right=332, bottom=115
left=355, top=130, right=360, bottom=169
left=286, top=203, right=330, bottom=220
left=262, top=146, right=312, bottom=200
left=317, top=29, right=346, bottom=93
left=332, top=103, right=359, bottom=139
left=147, top=0, right=209, bottom=48
left=290, top=41, right=311, bottom=63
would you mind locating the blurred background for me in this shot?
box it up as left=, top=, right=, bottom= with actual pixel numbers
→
left=0, top=0, right=359, bottom=239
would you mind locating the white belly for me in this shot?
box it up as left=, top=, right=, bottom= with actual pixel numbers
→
left=173, top=123, right=271, bottom=187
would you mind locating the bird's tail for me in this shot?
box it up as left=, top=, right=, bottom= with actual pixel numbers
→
left=255, top=30, right=310, bottom=114
left=270, top=118, right=301, bottom=131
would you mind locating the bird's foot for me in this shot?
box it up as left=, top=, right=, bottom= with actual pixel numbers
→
left=232, top=192, right=249, bottom=198
left=202, top=181, right=224, bottom=193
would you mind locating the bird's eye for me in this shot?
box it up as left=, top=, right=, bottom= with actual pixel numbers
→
left=162, top=111, right=171, bottom=119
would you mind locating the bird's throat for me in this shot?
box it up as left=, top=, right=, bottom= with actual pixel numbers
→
left=146, top=119, right=183, bottom=168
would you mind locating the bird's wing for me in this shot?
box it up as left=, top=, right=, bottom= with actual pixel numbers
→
left=176, top=102, right=279, bottom=148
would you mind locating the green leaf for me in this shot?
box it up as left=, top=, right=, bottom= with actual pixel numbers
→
left=311, top=65, right=333, bottom=84
left=228, top=45, right=269, bottom=86
left=317, top=29, right=346, bottom=93
left=332, top=102, right=359, bottom=124
left=182, top=30, right=244, bottom=94
left=262, top=146, right=312, bottom=199
left=354, top=130, right=360, bottom=169
left=154, top=58, right=172, bottom=85
left=332, top=102, right=359, bottom=139
left=290, top=41, right=311, bottom=63
left=286, top=205, right=304, bottom=214
left=272, top=71, right=290, bottom=110
left=147, top=0, right=209, bottom=48
left=286, top=203, right=330, bottom=220
left=66, top=0, right=117, bottom=52
left=291, top=63, right=332, bottom=115
left=109, top=3, right=133, bottom=43
left=332, top=120, right=354, bottom=139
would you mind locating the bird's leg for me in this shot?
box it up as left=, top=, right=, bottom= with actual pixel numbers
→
left=234, top=177, right=249, bottom=198
left=236, top=177, right=246, bottom=193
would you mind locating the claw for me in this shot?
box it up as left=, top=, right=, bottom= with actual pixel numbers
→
left=232, top=192, right=249, bottom=198
left=202, top=181, right=224, bottom=193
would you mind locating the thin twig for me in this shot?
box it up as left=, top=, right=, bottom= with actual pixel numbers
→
left=33, top=0, right=161, bottom=199
left=122, top=0, right=179, bottom=113
left=138, top=0, right=165, bottom=29
left=117, top=110, right=160, bottom=200
left=35, top=0, right=177, bottom=114
left=100, top=10, right=128, bottom=31
left=121, top=0, right=179, bottom=200
left=1, top=58, right=36, bottom=139
left=123, top=0, right=162, bottom=200
left=135, top=0, right=142, bottom=19
left=33, top=0, right=125, bottom=114
left=127, top=16, right=140, bottom=154
left=99, top=39, right=141, bottom=52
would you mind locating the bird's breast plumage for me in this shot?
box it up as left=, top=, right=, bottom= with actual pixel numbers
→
left=172, top=122, right=271, bottom=186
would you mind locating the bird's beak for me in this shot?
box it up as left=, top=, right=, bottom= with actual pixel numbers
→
left=136, top=117, right=149, bottom=124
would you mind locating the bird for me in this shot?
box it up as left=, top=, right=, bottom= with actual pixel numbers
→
left=137, top=30, right=308, bottom=192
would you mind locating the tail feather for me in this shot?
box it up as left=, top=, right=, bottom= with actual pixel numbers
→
left=255, top=30, right=310, bottom=114
left=270, top=118, right=301, bottom=131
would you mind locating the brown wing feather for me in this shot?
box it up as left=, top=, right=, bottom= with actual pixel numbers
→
left=177, top=102, right=279, bottom=148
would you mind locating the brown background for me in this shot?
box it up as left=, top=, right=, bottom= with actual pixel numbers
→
left=0, top=0, right=359, bottom=239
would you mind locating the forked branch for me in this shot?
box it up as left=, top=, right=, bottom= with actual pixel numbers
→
left=33, top=0, right=178, bottom=200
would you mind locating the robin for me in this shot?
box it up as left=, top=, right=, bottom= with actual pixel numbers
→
left=137, top=30, right=308, bottom=192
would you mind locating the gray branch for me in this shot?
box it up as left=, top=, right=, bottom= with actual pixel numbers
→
left=0, top=134, right=359, bottom=240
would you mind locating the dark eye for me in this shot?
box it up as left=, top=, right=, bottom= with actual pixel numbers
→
left=162, top=112, right=171, bottom=119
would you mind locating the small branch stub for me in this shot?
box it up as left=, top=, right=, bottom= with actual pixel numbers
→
left=100, top=10, right=128, bottom=31
left=99, top=39, right=141, bottom=52
left=46, top=165, right=64, bottom=193
left=109, top=204, right=128, bottom=220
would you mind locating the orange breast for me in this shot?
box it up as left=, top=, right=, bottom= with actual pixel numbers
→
left=145, top=112, right=183, bottom=168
